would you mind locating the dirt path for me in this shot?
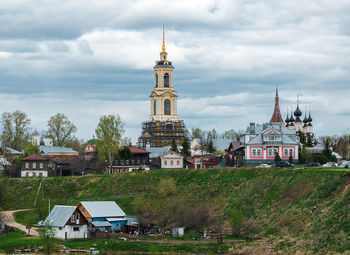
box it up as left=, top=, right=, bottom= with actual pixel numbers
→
left=1, top=209, right=40, bottom=236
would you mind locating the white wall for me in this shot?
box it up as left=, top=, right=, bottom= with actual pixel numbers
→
left=161, top=156, right=183, bottom=169
left=54, top=225, right=88, bottom=240
left=21, top=170, right=48, bottom=177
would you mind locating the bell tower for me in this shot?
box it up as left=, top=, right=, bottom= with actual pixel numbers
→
left=150, top=26, right=179, bottom=121
left=138, top=26, right=186, bottom=149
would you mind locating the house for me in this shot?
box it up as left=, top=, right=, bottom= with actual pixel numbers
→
left=160, top=151, right=184, bottom=169
left=0, top=157, right=11, bottom=176
left=45, top=205, right=88, bottom=240
left=145, top=147, right=168, bottom=169
left=21, top=154, right=56, bottom=177
left=77, top=201, right=127, bottom=234
left=240, top=123, right=300, bottom=164
left=190, top=154, right=222, bottom=169
left=110, top=145, right=150, bottom=173
left=84, top=138, right=97, bottom=154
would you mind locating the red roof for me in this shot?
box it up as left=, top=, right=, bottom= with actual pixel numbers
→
left=22, top=154, right=48, bottom=161
left=123, top=145, right=149, bottom=154
left=269, top=88, right=285, bottom=125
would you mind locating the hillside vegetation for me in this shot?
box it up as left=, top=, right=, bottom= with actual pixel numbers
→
left=0, top=167, right=350, bottom=254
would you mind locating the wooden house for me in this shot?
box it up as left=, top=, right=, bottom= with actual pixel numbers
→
left=45, top=205, right=88, bottom=240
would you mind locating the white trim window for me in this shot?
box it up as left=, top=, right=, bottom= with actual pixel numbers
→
left=25, top=163, right=29, bottom=169
left=289, top=149, right=293, bottom=156
left=257, top=149, right=262, bottom=157
left=71, top=215, right=75, bottom=223
left=33, top=163, right=36, bottom=169
left=268, top=148, right=273, bottom=156
left=252, top=149, right=257, bottom=156
left=284, top=149, right=289, bottom=156
left=273, top=148, right=278, bottom=156
left=39, top=163, right=44, bottom=169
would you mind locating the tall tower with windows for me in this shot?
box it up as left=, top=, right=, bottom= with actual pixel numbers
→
left=138, top=27, right=186, bottom=148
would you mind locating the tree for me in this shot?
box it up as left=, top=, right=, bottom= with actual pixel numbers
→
left=306, top=133, right=314, bottom=147
left=180, top=137, right=191, bottom=158
left=222, top=129, right=244, bottom=141
left=206, top=137, right=216, bottom=154
left=170, top=139, right=178, bottom=152
left=322, top=139, right=333, bottom=161
left=226, top=209, right=245, bottom=237
left=274, top=152, right=281, bottom=162
left=118, top=146, right=132, bottom=169
left=24, top=143, right=40, bottom=156
left=39, top=221, right=56, bottom=255
left=289, top=155, right=293, bottom=164
left=95, top=114, right=124, bottom=173
left=0, top=110, right=31, bottom=151
left=45, top=113, right=77, bottom=146
left=191, top=128, right=202, bottom=139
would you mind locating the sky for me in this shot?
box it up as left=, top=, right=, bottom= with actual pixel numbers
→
left=0, top=0, right=350, bottom=143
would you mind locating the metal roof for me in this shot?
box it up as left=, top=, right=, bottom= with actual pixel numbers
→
left=39, top=145, right=78, bottom=155
left=145, top=147, right=168, bottom=158
left=80, top=201, right=126, bottom=218
left=106, top=217, right=127, bottom=222
left=45, top=205, right=76, bottom=227
left=91, top=221, right=112, bottom=227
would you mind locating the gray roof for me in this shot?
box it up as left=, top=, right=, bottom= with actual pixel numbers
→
left=39, top=145, right=78, bottom=155
left=80, top=201, right=126, bottom=218
left=45, top=205, right=76, bottom=227
left=5, top=147, right=21, bottom=154
left=145, top=147, right=168, bottom=158
left=91, top=221, right=112, bottom=227
left=213, top=139, right=232, bottom=151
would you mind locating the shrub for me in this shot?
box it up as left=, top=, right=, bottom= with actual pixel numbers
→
left=274, top=153, right=281, bottom=162
left=226, top=209, right=245, bottom=237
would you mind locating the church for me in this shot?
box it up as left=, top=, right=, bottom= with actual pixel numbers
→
left=138, top=28, right=186, bottom=148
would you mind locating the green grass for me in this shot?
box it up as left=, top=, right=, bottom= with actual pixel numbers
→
left=1, top=166, right=350, bottom=254
left=0, top=229, right=42, bottom=252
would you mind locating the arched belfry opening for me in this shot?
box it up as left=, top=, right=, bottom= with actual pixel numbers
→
left=164, top=73, right=169, bottom=87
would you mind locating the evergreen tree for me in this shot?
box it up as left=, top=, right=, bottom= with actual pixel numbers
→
left=180, top=137, right=191, bottom=158
left=306, top=133, right=313, bottom=147
left=289, top=155, right=293, bottom=164
left=298, top=131, right=306, bottom=146
left=171, top=139, right=178, bottom=152
left=206, top=137, right=216, bottom=154
left=322, top=139, right=333, bottom=161
left=274, top=152, right=281, bottom=162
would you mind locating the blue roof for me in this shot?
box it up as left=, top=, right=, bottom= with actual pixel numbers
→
left=39, top=145, right=78, bottom=155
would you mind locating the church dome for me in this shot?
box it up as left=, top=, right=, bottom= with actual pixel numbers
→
left=303, top=115, right=308, bottom=124
left=294, top=105, right=302, bottom=117
left=307, top=114, right=312, bottom=122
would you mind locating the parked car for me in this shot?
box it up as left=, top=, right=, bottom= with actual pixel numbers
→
left=339, top=162, right=350, bottom=168
left=304, top=162, right=321, bottom=167
left=322, top=162, right=338, bottom=167
left=256, top=163, right=272, bottom=168
left=274, top=161, right=294, bottom=167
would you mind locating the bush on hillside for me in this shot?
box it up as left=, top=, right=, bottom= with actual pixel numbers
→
left=226, top=209, right=245, bottom=237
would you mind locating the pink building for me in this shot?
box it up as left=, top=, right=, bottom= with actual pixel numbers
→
left=240, top=89, right=300, bottom=164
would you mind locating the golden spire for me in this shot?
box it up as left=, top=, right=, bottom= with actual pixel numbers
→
left=161, top=24, right=167, bottom=54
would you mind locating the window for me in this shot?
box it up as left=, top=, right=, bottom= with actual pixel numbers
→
left=177, top=160, right=180, bottom=165
left=71, top=215, right=75, bottom=223
left=268, top=149, right=273, bottom=156
left=81, top=207, right=85, bottom=213
left=252, top=149, right=256, bottom=156
left=257, top=149, right=262, bottom=156
left=155, top=73, right=158, bottom=87
left=39, top=173, right=43, bottom=177
left=76, top=214, right=80, bottom=220
left=170, top=160, right=174, bottom=165
left=73, top=227, right=79, bottom=231
left=154, top=100, right=157, bottom=115
left=164, top=73, right=169, bottom=87
left=33, top=172, right=36, bottom=177
left=274, top=149, right=278, bottom=156
left=25, top=163, right=29, bottom=169
left=39, top=163, right=43, bottom=169
left=289, top=149, right=293, bottom=156
left=164, top=99, right=171, bottom=115
left=33, top=163, right=36, bottom=169
left=48, top=162, right=53, bottom=169
left=164, top=160, right=167, bottom=165
left=59, top=227, right=62, bottom=230
left=284, top=149, right=289, bottom=156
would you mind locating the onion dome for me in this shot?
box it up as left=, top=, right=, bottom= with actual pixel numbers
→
left=289, top=122, right=294, bottom=127
left=303, top=115, right=308, bottom=124
left=307, top=113, right=312, bottom=123
left=294, top=105, right=302, bottom=118
left=307, top=122, right=313, bottom=127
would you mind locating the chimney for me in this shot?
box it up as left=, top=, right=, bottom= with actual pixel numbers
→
left=250, top=123, right=255, bottom=134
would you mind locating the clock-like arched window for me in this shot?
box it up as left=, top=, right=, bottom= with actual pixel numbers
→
left=164, top=73, right=169, bottom=88
left=164, top=99, right=171, bottom=115
left=155, top=73, right=158, bottom=87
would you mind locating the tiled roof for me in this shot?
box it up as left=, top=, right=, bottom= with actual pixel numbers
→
left=22, top=154, right=48, bottom=161
left=125, top=146, right=149, bottom=154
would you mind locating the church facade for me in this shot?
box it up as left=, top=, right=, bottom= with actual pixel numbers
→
left=138, top=29, right=186, bottom=148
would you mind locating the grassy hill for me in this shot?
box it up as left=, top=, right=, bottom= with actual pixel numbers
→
left=1, top=167, right=350, bottom=254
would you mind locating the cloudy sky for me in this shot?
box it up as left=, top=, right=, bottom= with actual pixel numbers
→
left=0, top=0, right=349, bottom=143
